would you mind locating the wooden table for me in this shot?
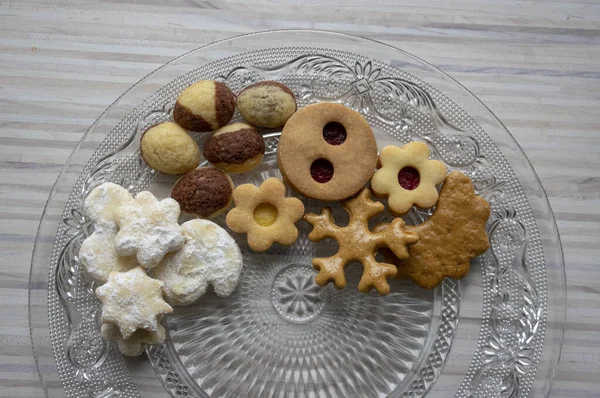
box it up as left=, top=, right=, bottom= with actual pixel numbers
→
left=1, top=1, right=598, bottom=397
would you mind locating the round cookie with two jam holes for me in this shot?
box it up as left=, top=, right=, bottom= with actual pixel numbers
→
left=236, top=81, right=297, bottom=128
left=203, top=122, right=265, bottom=173
left=173, top=80, right=236, bottom=132
left=140, top=122, right=201, bottom=175
left=277, top=102, right=378, bottom=201
left=171, top=167, right=234, bottom=219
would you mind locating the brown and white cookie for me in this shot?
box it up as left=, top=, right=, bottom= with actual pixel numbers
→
left=140, top=122, right=201, bottom=175
left=236, top=81, right=297, bottom=128
left=203, top=122, right=265, bottom=173
left=173, top=80, right=235, bottom=132
left=171, top=167, right=234, bottom=218
left=277, top=102, right=378, bottom=201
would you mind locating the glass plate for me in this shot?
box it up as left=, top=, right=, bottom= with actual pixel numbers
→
left=29, top=30, right=565, bottom=398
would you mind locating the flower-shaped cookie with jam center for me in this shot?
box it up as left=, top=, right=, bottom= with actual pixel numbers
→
left=371, top=142, right=447, bottom=215
left=226, top=178, right=305, bottom=252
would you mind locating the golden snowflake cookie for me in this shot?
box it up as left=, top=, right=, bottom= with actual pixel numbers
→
left=80, top=183, right=137, bottom=284
left=114, top=191, right=185, bottom=269
left=95, top=266, right=172, bottom=339
left=226, top=178, right=305, bottom=252
left=304, top=188, right=419, bottom=295
left=371, top=142, right=447, bottom=215
left=101, top=323, right=166, bottom=357
left=153, top=219, right=243, bottom=306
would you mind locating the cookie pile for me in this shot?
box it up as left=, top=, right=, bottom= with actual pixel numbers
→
left=84, top=77, right=491, bottom=358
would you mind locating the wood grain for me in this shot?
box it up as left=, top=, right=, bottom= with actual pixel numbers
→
left=0, top=1, right=598, bottom=397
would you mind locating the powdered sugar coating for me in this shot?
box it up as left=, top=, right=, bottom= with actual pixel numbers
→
left=114, top=191, right=185, bottom=269
left=101, top=322, right=166, bottom=357
left=84, top=182, right=135, bottom=228
left=153, top=219, right=243, bottom=306
left=95, top=266, right=173, bottom=339
left=79, top=225, right=137, bottom=284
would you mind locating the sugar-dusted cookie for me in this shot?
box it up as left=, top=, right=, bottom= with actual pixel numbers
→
left=114, top=191, right=185, bottom=269
left=95, top=266, right=172, bottom=339
left=101, top=323, right=166, bottom=357
left=277, top=103, right=378, bottom=201
left=370, top=142, right=447, bottom=215
left=84, top=182, right=135, bottom=228
left=80, top=183, right=137, bottom=283
left=153, top=219, right=243, bottom=306
left=304, top=188, right=418, bottom=295
left=376, top=171, right=490, bottom=289
left=226, top=178, right=304, bottom=252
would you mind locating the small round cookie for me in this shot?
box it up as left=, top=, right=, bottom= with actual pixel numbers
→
left=173, top=80, right=235, bottom=132
left=226, top=178, right=304, bottom=252
left=153, top=219, right=243, bottom=306
left=171, top=167, right=234, bottom=218
left=277, top=102, right=378, bottom=201
left=140, top=122, right=201, bottom=175
left=84, top=182, right=135, bottom=228
left=236, top=81, right=297, bottom=128
left=203, top=122, right=265, bottom=173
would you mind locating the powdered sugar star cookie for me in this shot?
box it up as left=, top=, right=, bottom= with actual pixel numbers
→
left=101, top=323, right=166, bottom=357
left=153, top=219, right=243, bottom=306
left=371, top=142, right=447, bottom=215
left=114, top=191, right=185, bottom=269
left=95, top=266, right=172, bottom=339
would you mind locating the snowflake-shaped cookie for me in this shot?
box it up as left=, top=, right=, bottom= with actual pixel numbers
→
left=101, top=323, right=166, bottom=357
left=95, top=266, right=172, bottom=339
left=304, top=188, right=419, bottom=295
left=226, top=178, right=304, bottom=252
left=80, top=183, right=137, bottom=283
left=114, top=191, right=185, bottom=269
left=371, top=142, right=447, bottom=215
left=153, top=219, right=243, bottom=306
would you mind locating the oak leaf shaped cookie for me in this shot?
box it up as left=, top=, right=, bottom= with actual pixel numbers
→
left=304, top=188, right=418, bottom=295
left=80, top=183, right=137, bottom=283
left=153, top=219, right=243, bottom=306
left=226, top=178, right=304, bottom=252
left=114, top=191, right=185, bottom=269
left=95, top=266, right=172, bottom=339
left=371, top=142, right=446, bottom=215
left=377, top=171, right=490, bottom=289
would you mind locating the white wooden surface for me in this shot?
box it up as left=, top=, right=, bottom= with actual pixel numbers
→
left=1, top=1, right=599, bottom=397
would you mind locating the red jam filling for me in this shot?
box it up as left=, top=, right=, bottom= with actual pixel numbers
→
left=398, top=167, right=420, bottom=190
left=322, top=122, right=347, bottom=145
left=311, top=158, right=334, bottom=183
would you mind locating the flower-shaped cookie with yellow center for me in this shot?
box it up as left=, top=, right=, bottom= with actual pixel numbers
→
left=226, top=178, right=305, bottom=252
left=371, top=142, right=447, bottom=215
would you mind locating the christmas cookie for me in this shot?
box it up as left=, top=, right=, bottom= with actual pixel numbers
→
left=95, top=266, right=173, bottom=339
left=226, top=178, right=304, bottom=252
left=140, top=122, right=201, bottom=175
left=370, top=142, right=446, bottom=215
left=303, top=188, right=418, bottom=295
left=153, top=219, right=243, bottom=306
left=171, top=167, right=234, bottom=218
left=80, top=183, right=137, bottom=283
left=236, top=81, right=296, bottom=128
left=174, top=80, right=236, bottom=132
left=277, top=102, right=378, bottom=201
left=114, top=191, right=185, bottom=269
left=376, top=171, right=490, bottom=289
left=203, top=122, right=265, bottom=173
left=101, top=323, right=166, bottom=357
